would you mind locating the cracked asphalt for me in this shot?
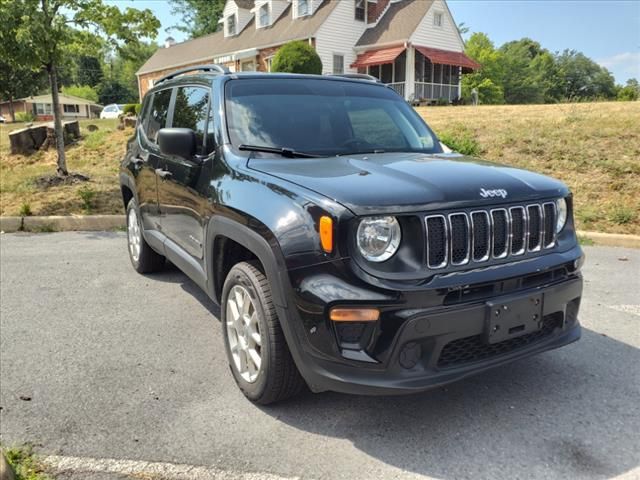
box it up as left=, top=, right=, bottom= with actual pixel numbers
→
left=1, top=232, right=639, bottom=480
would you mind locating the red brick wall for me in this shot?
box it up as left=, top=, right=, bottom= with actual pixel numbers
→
left=367, top=0, right=390, bottom=23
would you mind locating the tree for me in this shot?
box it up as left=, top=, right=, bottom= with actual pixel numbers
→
left=617, top=79, right=639, bottom=101
left=0, top=0, right=159, bottom=176
left=555, top=50, right=616, bottom=101
left=76, top=55, right=104, bottom=87
left=271, top=41, right=322, bottom=75
left=462, top=33, right=505, bottom=104
left=0, top=60, right=47, bottom=121
left=100, top=41, right=158, bottom=103
left=170, top=0, right=225, bottom=38
left=62, top=84, right=99, bottom=102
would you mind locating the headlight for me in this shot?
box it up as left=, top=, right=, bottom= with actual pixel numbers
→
left=556, top=198, right=568, bottom=233
left=356, top=216, right=401, bottom=262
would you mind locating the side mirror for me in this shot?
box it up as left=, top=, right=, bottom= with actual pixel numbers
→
left=158, top=128, right=196, bottom=159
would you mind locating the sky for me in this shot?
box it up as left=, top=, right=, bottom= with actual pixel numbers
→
left=107, top=0, right=640, bottom=84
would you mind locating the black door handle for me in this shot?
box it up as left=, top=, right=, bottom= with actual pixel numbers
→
left=155, top=169, right=173, bottom=179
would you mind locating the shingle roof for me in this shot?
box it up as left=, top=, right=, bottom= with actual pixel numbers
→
left=234, top=0, right=255, bottom=9
left=137, top=1, right=339, bottom=75
left=356, top=0, right=435, bottom=47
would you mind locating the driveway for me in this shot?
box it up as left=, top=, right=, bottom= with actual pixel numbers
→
left=1, top=232, right=638, bottom=480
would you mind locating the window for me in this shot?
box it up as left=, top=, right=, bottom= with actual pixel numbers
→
left=355, top=0, right=365, bottom=21
left=35, top=103, right=53, bottom=115
left=171, top=86, right=212, bottom=155
left=259, top=4, right=270, bottom=27
left=434, top=12, right=443, bottom=27
left=145, top=89, right=172, bottom=143
left=332, top=54, right=344, bottom=75
left=227, top=15, right=236, bottom=35
left=63, top=104, right=80, bottom=113
left=298, top=0, right=309, bottom=16
left=225, top=78, right=441, bottom=156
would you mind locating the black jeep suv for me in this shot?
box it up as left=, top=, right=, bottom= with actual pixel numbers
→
left=120, top=65, right=584, bottom=404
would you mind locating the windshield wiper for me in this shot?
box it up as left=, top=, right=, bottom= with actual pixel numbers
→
left=338, top=149, right=386, bottom=156
left=239, top=144, right=320, bottom=158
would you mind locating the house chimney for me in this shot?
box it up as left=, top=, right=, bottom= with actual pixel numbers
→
left=164, top=36, right=176, bottom=48
left=367, top=0, right=391, bottom=23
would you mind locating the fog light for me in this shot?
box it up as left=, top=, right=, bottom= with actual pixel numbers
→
left=330, top=308, right=380, bottom=322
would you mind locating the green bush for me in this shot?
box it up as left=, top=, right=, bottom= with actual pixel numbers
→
left=438, top=129, right=482, bottom=156
left=123, top=103, right=141, bottom=116
left=271, top=41, right=322, bottom=75
left=19, top=203, right=32, bottom=216
left=62, top=84, right=99, bottom=103
left=15, top=111, right=35, bottom=122
left=78, top=186, right=97, bottom=213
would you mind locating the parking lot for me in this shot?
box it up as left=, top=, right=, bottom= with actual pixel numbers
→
left=1, top=232, right=639, bottom=480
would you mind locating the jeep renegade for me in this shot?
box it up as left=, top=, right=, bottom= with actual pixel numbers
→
left=120, top=65, right=584, bottom=404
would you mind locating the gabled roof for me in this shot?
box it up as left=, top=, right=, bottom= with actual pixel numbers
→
left=356, top=0, right=435, bottom=47
left=137, top=1, right=339, bottom=75
left=14, top=93, right=100, bottom=106
left=234, top=0, right=255, bottom=9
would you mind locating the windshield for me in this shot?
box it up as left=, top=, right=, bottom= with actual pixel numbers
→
left=225, top=78, right=442, bottom=157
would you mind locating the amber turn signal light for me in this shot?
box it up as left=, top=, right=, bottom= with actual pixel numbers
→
left=330, top=308, right=380, bottom=322
left=319, top=215, right=333, bottom=253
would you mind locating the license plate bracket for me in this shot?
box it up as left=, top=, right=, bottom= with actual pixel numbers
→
left=485, top=293, right=543, bottom=344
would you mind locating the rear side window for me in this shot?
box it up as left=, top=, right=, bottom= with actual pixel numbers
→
left=171, top=86, right=211, bottom=155
left=146, top=89, right=172, bottom=143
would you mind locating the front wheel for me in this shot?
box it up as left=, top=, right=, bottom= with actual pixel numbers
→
left=221, top=262, right=304, bottom=404
left=126, top=199, right=165, bottom=274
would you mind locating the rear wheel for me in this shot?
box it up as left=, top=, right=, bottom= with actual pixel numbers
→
left=126, top=199, right=165, bottom=273
left=222, top=262, right=304, bottom=404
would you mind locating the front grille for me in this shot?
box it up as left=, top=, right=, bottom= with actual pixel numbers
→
left=437, top=314, right=563, bottom=368
left=425, top=202, right=557, bottom=269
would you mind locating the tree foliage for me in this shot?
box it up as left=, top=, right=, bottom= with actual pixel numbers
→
left=271, top=41, right=323, bottom=75
left=617, top=79, right=639, bottom=101
left=0, top=0, right=159, bottom=175
left=170, top=0, right=225, bottom=38
left=62, top=84, right=99, bottom=102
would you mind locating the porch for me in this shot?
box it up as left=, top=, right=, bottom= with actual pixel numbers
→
left=352, top=45, right=480, bottom=103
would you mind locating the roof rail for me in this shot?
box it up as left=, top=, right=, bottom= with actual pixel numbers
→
left=155, top=64, right=231, bottom=85
left=327, top=73, right=381, bottom=83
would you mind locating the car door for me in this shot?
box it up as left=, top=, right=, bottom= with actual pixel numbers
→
left=156, top=85, right=213, bottom=259
left=135, top=88, right=172, bottom=231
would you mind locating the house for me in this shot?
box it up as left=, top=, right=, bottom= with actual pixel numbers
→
left=0, top=94, right=102, bottom=122
left=136, top=0, right=479, bottom=103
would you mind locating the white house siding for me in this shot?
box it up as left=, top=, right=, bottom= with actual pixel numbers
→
left=315, top=0, right=368, bottom=75
left=409, top=0, right=464, bottom=52
left=253, top=0, right=289, bottom=26
left=223, top=1, right=254, bottom=35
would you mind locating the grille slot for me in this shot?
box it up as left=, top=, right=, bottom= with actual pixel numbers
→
left=425, top=202, right=558, bottom=270
left=449, top=214, right=470, bottom=265
left=491, top=209, right=509, bottom=258
left=426, top=215, right=447, bottom=268
left=543, top=202, right=556, bottom=247
left=527, top=205, right=542, bottom=251
left=471, top=211, right=490, bottom=262
left=510, top=207, right=526, bottom=255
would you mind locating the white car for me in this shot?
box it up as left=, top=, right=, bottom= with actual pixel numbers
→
left=0, top=114, right=5, bottom=123
left=100, top=104, right=124, bottom=119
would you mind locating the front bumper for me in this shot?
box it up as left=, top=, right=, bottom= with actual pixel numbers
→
left=281, top=246, right=584, bottom=395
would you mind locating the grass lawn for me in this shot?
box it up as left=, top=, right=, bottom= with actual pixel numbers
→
left=1, top=118, right=125, bottom=217
left=419, top=102, right=640, bottom=235
left=0, top=102, right=638, bottom=234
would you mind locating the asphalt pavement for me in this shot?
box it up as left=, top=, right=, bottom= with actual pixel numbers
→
left=1, top=232, right=639, bottom=480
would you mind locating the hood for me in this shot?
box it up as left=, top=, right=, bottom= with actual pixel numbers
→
left=248, top=152, right=569, bottom=215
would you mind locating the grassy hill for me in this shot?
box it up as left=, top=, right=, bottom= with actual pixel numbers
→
left=1, top=102, right=638, bottom=234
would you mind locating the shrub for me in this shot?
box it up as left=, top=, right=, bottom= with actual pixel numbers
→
left=610, top=206, right=635, bottom=225
left=19, top=202, right=32, bottom=216
left=271, top=41, right=322, bottom=75
left=438, top=129, right=482, bottom=156
left=15, top=111, right=35, bottom=122
left=78, top=186, right=97, bottom=213
left=123, top=103, right=141, bottom=116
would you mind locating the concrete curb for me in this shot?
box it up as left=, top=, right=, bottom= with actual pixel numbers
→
left=0, top=216, right=638, bottom=248
left=577, top=230, right=640, bottom=249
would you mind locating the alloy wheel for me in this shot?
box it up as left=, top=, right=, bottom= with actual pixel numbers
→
left=226, top=285, right=262, bottom=383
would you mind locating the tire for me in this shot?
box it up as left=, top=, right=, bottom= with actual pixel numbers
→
left=221, top=262, right=305, bottom=405
left=126, top=198, right=165, bottom=274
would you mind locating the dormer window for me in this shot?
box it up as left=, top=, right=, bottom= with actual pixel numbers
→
left=355, top=0, right=365, bottom=21
left=298, top=0, right=309, bottom=17
left=227, top=14, right=236, bottom=35
left=258, top=3, right=270, bottom=27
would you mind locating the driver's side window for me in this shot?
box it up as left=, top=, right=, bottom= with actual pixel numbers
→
left=170, top=86, right=212, bottom=155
